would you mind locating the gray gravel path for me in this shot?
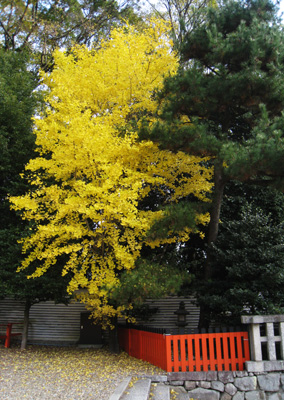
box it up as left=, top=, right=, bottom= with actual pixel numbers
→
left=0, top=345, right=164, bottom=400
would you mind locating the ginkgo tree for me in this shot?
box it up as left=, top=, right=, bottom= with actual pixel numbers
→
left=10, top=19, right=212, bottom=323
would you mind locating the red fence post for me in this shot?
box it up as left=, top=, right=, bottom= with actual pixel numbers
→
left=194, top=334, right=201, bottom=371
left=222, top=333, right=230, bottom=371
left=208, top=334, right=216, bottom=371
left=201, top=334, right=209, bottom=371
left=4, top=323, right=12, bottom=348
left=180, top=335, right=187, bottom=372
left=230, top=333, right=237, bottom=371
left=165, top=334, right=172, bottom=372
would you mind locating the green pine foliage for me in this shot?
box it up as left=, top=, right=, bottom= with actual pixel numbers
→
left=110, top=260, right=188, bottom=321
left=140, top=0, right=284, bottom=327
left=0, top=49, right=71, bottom=305
left=0, top=50, right=37, bottom=290
left=146, top=0, right=284, bottom=179
left=196, top=184, right=284, bottom=325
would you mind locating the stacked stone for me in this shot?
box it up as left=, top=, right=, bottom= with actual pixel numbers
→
left=167, top=371, right=284, bottom=400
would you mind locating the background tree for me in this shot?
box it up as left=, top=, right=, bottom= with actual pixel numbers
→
left=0, top=49, right=73, bottom=349
left=144, top=0, right=216, bottom=44
left=140, top=0, right=284, bottom=327
left=0, top=48, right=37, bottom=303
left=189, top=183, right=284, bottom=326
left=0, top=0, right=139, bottom=70
left=10, top=20, right=213, bottom=325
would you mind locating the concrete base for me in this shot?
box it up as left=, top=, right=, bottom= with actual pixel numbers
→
left=246, top=360, right=284, bottom=372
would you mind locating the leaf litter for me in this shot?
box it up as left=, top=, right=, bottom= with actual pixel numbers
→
left=0, top=344, right=164, bottom=399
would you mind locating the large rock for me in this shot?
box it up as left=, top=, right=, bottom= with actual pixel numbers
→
left=190, top=387, right=220, bottom=400
left=233, top=393, right=244, bottom=400
left=211, top=381, right=225, bottom=392
left=170, top=380, right=184, bottom=386
left=184, top=381, right=197, bottom=390
left=218, top=372, right=235, bottom=383
left=170, top=386, right=188, bottom=400
left=235, top=371, right=248, bottom=378
left=234, top=377, right=257, bottom=391
left=266, top=393, right=281, bottom=400
left=221, top=393, right=232, bottom=400
left=225, top=383, right=237, bottom=396
left=257, top=374, right=280, bottom=392
left=199, top=381, right=211, bottom=389
left=245, top=391, right=265, bottom=400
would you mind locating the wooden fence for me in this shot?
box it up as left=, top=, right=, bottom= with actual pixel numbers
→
left=118, top=327, right=250, bottom=372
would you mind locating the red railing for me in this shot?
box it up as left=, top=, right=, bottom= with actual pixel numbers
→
left=0, top=323, right=23, bottom=348
left=118, top=327, right=250, bottom=372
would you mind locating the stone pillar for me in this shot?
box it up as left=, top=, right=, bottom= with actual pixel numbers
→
left=267, top=322, right=276, bottom=361
left=280, top=322, right=284, bottom=359
left=241, top=315, right=284, bottom=373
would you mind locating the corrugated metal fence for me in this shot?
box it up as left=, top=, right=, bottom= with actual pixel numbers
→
left=0, top=298, right=87, bottom=344
left=0, top=296, right=199, bottom=344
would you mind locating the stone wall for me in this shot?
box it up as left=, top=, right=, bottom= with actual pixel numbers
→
left=165, top=315, right=284, bottom=399
left=167, top=370, right=284, bottom=400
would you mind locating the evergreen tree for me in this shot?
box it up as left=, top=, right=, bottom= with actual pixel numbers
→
left=140, top=0, right=284, bottom=327
left=0, top=49, right=72, bottom=349
left=0, top=49, right=37, bottom=281
left=194, top=183, right=284, bottom=326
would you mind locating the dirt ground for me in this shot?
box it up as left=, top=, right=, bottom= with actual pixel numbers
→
left=0, top=344, right=164, bottom=400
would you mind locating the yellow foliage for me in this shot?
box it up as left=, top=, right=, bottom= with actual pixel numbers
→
left=10, top=19, right=213, bottom=322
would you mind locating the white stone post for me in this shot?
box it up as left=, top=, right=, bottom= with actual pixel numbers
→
left=280, top=322, right=284, bottom=359
left=241, top=315, right=284, bottom=372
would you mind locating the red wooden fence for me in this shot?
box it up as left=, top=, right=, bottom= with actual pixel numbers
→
left=118, top=327, right=250, bottom=372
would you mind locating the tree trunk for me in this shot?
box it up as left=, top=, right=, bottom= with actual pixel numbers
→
left=198, top=163, right=226, bottom=329
left=108, top=317, right=120, bottom=353
left=21, top=300, right=31, bottom=350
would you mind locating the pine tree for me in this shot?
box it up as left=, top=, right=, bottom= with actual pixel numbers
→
left=141, top=0, right=284, bottom=327
left=194, top=183, right=284, bottom=326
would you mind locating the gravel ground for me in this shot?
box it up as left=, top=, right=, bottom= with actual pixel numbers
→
left=0, top=344, right=164, bottom=400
